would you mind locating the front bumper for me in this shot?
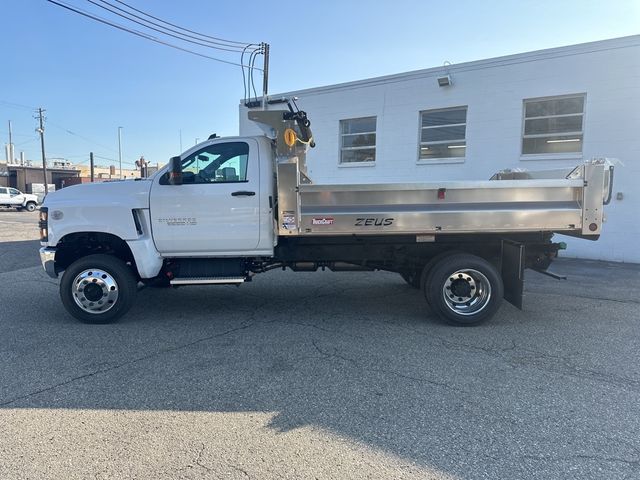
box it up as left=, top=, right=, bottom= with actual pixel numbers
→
left=39, top=247, right=57, bottom=278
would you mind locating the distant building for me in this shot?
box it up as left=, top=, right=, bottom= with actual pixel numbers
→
left=75, top=164, right=141, bottom=180
left=0, top=161, right=80, bottom=193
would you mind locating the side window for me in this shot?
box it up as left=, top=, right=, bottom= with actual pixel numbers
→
left=162, top=141, right=249, bottom=185
left=522, top=94, right=585, bottom=155
left=0, top=188, right=7, bottom=195
left=339, top=117, right=377, bottom=164
left=419, top=106, right=467, bottom=161
left=9, top=188, right=20, bottom=195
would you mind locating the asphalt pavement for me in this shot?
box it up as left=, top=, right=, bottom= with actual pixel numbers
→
left=0, top=209, right=41, bottom=272
left=1, top=208, right=639, bottom=479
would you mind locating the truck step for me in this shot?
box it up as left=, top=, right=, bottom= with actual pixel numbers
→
left=170, top=276, right=246, bottom=286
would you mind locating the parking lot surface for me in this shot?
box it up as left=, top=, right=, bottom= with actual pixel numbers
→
left=1, top=209, right=639, bottom=479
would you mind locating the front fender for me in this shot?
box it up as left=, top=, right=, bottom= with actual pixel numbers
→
left=42, top=180, right=152, bottom=246
left=127, top=238, right=163, bottom=279
left=47, top=205, right=140, bottom=246
left=126, top=209, right=163, bottom=279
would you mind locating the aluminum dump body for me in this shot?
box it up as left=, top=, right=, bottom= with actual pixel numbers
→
left=247, top=108, right=612, bottom=242
left=276, top=160, right=612, bottom=239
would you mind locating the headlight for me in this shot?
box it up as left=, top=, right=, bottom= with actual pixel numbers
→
left=39, top=207, right=48, bottom=242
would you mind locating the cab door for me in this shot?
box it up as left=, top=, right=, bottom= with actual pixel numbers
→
left=8, top=188, right=24, bottom=206
left=150, top=139, right=261, bottom=255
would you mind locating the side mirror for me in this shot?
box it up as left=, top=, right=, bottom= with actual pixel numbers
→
left=167, top=156, right=183, bottom=185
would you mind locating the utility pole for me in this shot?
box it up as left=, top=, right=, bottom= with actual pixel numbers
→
left=179, top=129, right=183, bottom=152
left=35, top=108, right=48, bottom=195
left=7, top=120, right=14, bottom=163
left=117, top=126, right=123, bottom=179
left=262, top=42, right=270, bottom=109
left=90, top=152, right=95, bottom=182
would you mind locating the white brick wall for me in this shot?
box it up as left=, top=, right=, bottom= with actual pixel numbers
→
left=240, top=36, right=640, bottom=263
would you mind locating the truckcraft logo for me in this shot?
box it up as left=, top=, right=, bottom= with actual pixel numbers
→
left=355, top=218, right=394, bottom=226
left=312, top=217, right=335, bottom=225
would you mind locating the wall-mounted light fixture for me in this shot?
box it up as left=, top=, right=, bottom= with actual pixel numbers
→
left=438, top=61, right=453, bottom=87
left=437, top=75, right=452, bottom=87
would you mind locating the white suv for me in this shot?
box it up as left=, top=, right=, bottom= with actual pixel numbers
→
left=0, top=187, right=39, bottom=212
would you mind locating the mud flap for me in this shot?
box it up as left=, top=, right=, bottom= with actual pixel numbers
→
left=501, top=240, right=525, bottom=309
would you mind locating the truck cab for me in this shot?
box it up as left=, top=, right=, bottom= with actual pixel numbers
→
left=149, top=136, right=275, bottom=257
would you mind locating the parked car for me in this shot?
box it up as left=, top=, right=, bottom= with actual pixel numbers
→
left=0, top=187, right=39, bottom=211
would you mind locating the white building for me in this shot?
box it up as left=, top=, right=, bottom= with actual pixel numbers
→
left=240, top=35, right=640, bottom=263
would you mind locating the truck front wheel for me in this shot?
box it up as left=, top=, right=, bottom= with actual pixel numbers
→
left=425, top=254, right=503, bottom=326
left=60, top=254, right=137, bottom=324
left=25, top=202, right=37, bottom=212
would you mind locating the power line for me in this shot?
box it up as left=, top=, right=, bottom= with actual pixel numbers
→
left=51, top=154, right=136, bottom=167
left=247, top=47, right=263, bottom=102
left=71, top=157, right=92, bottom=165
left=94, top=154, right=136, bottom=166
left=46, top=120, right=120, bottom=154
left=242, top=46, right=262, bottom=104
left=112, top=0, right=254, bottom=46
left=0, top=130, right=38, bottom=138
left=85, top=0, right=256, bottom=53
left=0, top=100, right=36, bottom=111
left=13, top=137, right=40, bottom=147
left=94, top=0, right=257, bottom=51
left=46, top=0, right=262, bottom=70
left=248, top=49, right=258, bottom=101
left=47, top=153, right=98, bottom=159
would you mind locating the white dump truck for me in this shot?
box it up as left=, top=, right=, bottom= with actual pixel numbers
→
left=39, top=102, right=614, bottom=325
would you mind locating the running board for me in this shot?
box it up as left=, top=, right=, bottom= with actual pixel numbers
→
left=170, top=276, right=246, bottom=286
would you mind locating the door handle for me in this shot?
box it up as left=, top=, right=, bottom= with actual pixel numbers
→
left=231, top=190, right=256, bottom=196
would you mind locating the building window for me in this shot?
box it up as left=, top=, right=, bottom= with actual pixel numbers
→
left=419, top=106, right=467, bottom=160
left=522, top=94, right=584, bottom=155
left=340, top=117, right=376, bottom=164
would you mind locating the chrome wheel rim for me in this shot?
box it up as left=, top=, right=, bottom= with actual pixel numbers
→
left=72, top=269, right=119, bottom=314
left=442, top=269, right=491, bottom=316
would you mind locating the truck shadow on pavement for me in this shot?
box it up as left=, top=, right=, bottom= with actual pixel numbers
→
left=0, top=240, right=41, bottom=273
left=1, top=265, right=640, bottom=479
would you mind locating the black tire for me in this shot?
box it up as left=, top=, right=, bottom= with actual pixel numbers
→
left=424, top=253, right=503, bottom=326
left=25, top=202, right=37, bottom=212
left=418, top=251, right=462, bottom=304
left=60, top=254, right=138, bottom=324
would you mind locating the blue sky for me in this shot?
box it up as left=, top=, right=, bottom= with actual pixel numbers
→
left=2, top=0, right=639, bottom=169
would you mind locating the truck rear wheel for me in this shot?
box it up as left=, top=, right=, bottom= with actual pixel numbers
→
left=424, top=253, right=503, bottom=326
left=60, top=254, right=137, bottom=324
left=401, top=252, right=458, bottom=290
